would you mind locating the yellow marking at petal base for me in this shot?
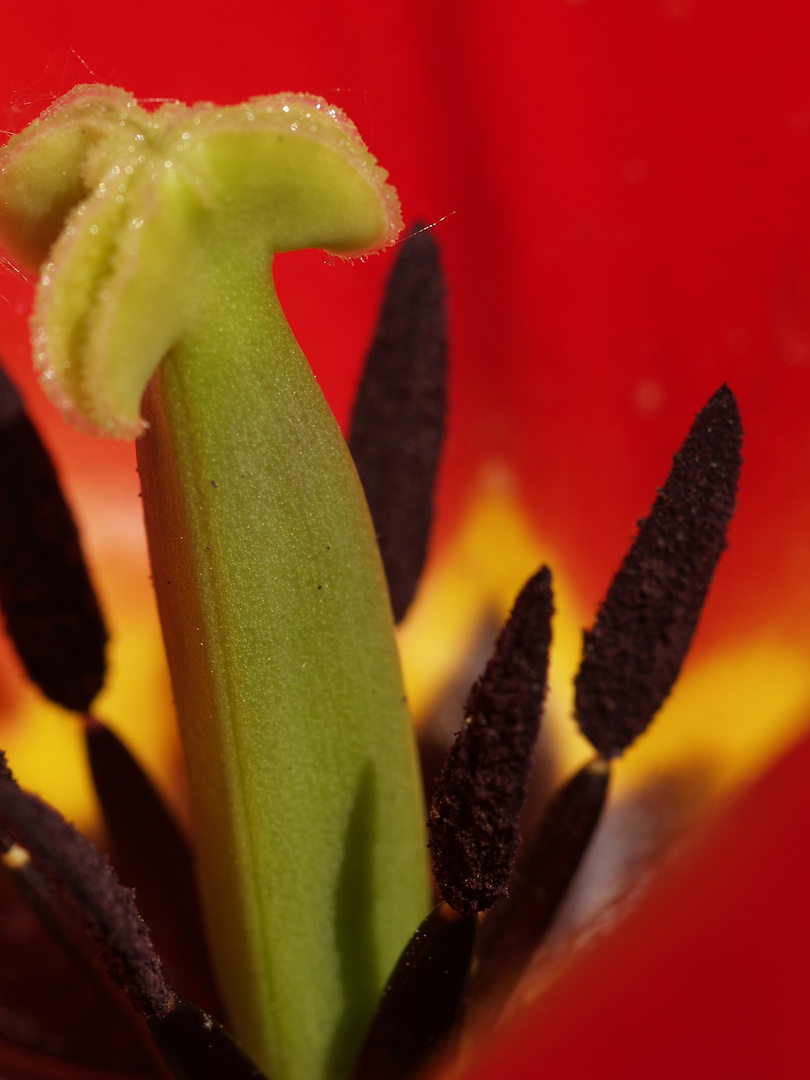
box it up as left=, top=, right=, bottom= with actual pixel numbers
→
left=91, top=543, right=180, bottom=813
left=614, top=637, right=810, bottom=801
left=400, top=475, right=810, bottom=811
left=397, top=474, right=591, bottom=779
left=2, top=693, right=97, bottom=827
left=6, top=472, right=808, bottom=835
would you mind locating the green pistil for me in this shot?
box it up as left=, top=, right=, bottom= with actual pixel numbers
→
left=0, top=86, right=429, bottom=1080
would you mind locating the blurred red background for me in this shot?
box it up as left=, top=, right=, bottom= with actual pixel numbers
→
left=2, top=2, right=809, bottom=1075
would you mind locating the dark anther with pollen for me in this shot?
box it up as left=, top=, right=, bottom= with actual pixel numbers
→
left=0, top=752, right=172, bottom=1020
left=0, top=363, right=107, bottom=712
left=84, top=716, right=223, bottom=1016
left=148, top=999, right=269, bottom=1080
left=351, top=903, right=476, bottom=1080
left=0, top=753, right=269, bottom=1080
left=348, top=223, right=447, bottom=623
left=575, top=385, right=742, bottom=758
left=429, top=566, right=554, bottom=915
left=468, top=758, right=610, bottom=1021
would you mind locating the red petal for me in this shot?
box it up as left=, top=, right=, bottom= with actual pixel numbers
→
left=2, top=4, right=810, bottom=1076
left=453, top=722, right=810, bottom=1079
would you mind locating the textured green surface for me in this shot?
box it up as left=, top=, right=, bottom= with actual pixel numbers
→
left=138, top=256, right=429, bottom=1080
left=0, top=86, right=430, bottom=1080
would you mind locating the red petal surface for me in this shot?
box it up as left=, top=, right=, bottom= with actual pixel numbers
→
left=1, top=3, right=809, bottom=1077
left=454, top=722, right=810, bottom=1079
left=2, top=2, right=808, bottom=631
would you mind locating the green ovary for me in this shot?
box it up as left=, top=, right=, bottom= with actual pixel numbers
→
left=138, top=257, right=428, bottom=1080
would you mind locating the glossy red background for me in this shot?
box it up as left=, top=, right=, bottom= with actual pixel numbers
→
left=2, top=2, right=809, bottom=634
left=2, top=2, right=809, bottom=1076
